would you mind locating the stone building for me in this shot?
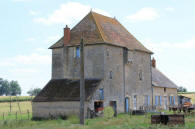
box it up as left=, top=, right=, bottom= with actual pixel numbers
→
left=32, top=11, right=177, bottom=118
left=151, top=58, right=178, bottom=110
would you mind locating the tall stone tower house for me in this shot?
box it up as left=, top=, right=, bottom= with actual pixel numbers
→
left=32, top=11, right=154, bottom=118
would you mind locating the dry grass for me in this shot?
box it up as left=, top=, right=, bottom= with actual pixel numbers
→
left=0, top=101, right=32, bottom=115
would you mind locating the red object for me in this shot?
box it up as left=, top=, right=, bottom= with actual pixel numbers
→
left=64, top=25, right=70, bottom=45
left=96, top=107, right=104, bottom=112
left=152, top=58, right=156, bottom=68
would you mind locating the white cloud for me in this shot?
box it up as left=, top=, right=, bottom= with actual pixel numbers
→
left=34, top=2, right=110, bottom=25
left=0, top=51, right=50, bottom=67
left=143, top=36, right=195, bottom=53
left=165, top=7, right=175, bottom=12
left=29, top=10, right=38, bottom=16
left=126, top=8, right=159, bottom=22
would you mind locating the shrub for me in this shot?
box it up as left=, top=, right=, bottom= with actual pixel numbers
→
left=103, top=106, right=114, bottom=119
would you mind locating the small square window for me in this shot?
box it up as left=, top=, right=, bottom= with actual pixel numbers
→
left=164, top=88, right=166, bottom=93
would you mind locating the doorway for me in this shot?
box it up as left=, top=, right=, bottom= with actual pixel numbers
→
left=164, top=96, right=167, bottom=110
left=94, top=101, right=104, bottom=113
left=125, top=97, right=129, bottom=113
left=133, top=95, right=137, bottom=110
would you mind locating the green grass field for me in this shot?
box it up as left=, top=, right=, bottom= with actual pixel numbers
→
left=1, top=97, right=195, bottom=129
left=0, top=113, right=195, bottom=129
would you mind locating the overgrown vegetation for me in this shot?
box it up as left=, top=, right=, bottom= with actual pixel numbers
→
left=103, top=106, right=114, bottom=119
left=27, top=88, right=41, bottom=96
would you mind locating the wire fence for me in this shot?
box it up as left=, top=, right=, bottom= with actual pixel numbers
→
left=0, top=110, right=32, bottom=121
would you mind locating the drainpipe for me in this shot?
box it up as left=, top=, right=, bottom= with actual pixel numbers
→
left=150, top=56, right=154, bottom=110
left=123, top=48, right=127, bottom=113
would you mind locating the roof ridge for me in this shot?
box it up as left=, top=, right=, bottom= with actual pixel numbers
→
left=90, top=12, right=106, bottom=42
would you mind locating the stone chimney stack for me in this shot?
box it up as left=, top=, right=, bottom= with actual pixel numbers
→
left=64, top=25, right=70, bottom=45
left=152, top=58, right=156, bottom=68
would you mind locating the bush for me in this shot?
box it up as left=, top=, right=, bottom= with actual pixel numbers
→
left=103, top=106, right=114, bottom=119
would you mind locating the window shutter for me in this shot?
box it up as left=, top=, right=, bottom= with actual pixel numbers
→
left=169, top=96, right=172, bottom=105
left=173, top=96, right=175, bottom=105
left=148, top=95, right=150, bottom=105
left=160, top=96, right=162, bottom=106
left=155, top=96, right=158, bottom=106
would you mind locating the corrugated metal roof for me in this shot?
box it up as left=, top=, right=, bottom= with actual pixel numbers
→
left=32, top=79, right=101, bottom=102
left=49, top=11, right=152, bottom=54
left=152, top=67, right=178, bottom=88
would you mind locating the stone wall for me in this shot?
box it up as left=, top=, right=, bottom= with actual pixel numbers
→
left=125, top=50, right=152, bottom=110
left=153, top=86, right=178, bottom=110
left=32, top=101, right=88, bottom=118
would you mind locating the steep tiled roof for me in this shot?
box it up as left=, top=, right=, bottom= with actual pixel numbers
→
left=32, top=79, right=101, bottom=102
left=152, top=67, right=178, bottom=88
left=49, top=11, right=152, bottom=53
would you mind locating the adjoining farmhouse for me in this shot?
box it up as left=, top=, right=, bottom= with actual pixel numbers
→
left=151, top=58, right=178, bottom=110
left=32, top=11, right=178, bottom=119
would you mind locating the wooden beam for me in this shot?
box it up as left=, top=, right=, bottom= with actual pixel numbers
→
left=80, top=38, right=85, bottom=125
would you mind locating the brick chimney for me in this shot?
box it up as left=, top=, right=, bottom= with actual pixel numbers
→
left=152, top=58, right=156, bottom=68
left=64, top=25, right=70, bottom=45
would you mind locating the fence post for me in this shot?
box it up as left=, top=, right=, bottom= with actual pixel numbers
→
left=3, top=112, right=4, bottom=120
left=27, top=110, right=29, bottom=120
left=16, top=112, right=17, bottom=120
left=10, top=96, right=12, bottom=113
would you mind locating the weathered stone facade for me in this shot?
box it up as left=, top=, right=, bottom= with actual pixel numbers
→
left=153, top=86, right=178, bottom=110
left=32, top=11, right=178, bottom=118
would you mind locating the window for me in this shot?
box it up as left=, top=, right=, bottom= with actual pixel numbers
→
left=109, top=71, right=113, bottom=79
left=99, top=89, right=104, bottom=100
left=106, top=49, right=109, bottom=56
left=76, top=47, right=80, bottom=58
left=139, top=70, right=142, bottom=80
left=164, top=88, right=166, bottom=93
left=159, top=96, right=162, bottom=106
left=144, top=95, right=150, bottom=106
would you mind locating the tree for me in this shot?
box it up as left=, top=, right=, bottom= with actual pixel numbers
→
left=27, top=88, right=42, bottom=96
left=1, top=80, right=10, bottom=96
left=177, top=86, right=187, bottom=92
left=0, top=78, right=22, bottom=96
left=9, top=81, right=21, bottom=96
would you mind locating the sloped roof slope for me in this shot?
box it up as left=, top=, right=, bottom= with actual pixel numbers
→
left=32, top=79, right=101, bottom=102
left=152, top=67, right=178, bottom=88
left=49, top=11, right=152, bottom=53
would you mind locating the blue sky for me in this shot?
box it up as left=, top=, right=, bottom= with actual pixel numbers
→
left=0, top=0, right=195, bottom=95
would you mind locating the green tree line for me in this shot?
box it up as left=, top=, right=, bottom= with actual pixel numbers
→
left=0, top=78, right=21, bottom=96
